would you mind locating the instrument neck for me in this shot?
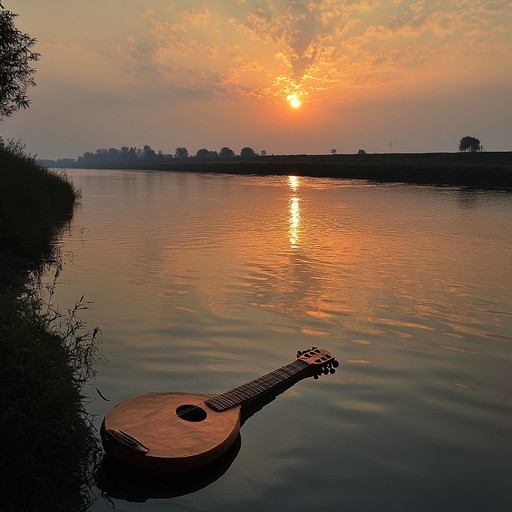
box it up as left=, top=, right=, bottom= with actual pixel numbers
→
left=205, top=359, right=309, bottom=412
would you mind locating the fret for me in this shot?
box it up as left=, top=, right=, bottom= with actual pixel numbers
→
left=205, top=359, right=309, bottom=412
left=227, top=389, right=246, bottom=401
left=215, top=396, right=236, bottom=408
left=237, top=383, right=260, bottom=398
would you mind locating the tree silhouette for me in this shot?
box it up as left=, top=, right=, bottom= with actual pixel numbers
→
left=196, top=148, right=211, bottom=158
left=143, top=145, right=157, bottom=159
left=120, top=146, right=137, bottom=160
left=240, top=147, right=257, bottom=158
left=459, top=136, right=481, bottom=152
left=174, top=147, right=189, bottom=159
left=219, top=147, right=235, bottom=159
left=0, top=3, right=40, bottom=119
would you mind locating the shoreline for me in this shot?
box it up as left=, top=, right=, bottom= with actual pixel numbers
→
left=46, top=152, right=512, bottom=189
left=1, top=142, right=100, bottom=511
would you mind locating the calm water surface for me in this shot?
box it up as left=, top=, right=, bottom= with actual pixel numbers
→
left=51, top=169, right=512, bottom=511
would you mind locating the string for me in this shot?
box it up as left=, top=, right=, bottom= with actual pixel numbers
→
left=127, top=360, right=308, bottom=437
left=116, top=359, right=310, bottom=438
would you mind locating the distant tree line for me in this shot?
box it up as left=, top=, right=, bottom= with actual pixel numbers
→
left=38, top=135, right=490, bottom=168
left=38, top=145, right=263, bottom=168
left=78, top=145, right=174, bottom=163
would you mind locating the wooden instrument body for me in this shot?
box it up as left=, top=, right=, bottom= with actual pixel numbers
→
left=101, top=347, right=338, bottom=473
left=101, top=391, right=241, bottom=473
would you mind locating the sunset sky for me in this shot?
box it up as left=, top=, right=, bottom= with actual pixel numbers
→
left=3, top=0, right=512, bottom=158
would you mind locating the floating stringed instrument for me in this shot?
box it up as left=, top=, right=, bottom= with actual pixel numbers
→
left=101, top=347, right=338, bottom=473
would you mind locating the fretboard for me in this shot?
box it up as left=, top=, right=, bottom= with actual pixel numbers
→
left=205, top=359, right=310, bottom=412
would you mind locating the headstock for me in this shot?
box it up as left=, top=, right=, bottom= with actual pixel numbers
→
left=297, top=347, right=339, bottom=379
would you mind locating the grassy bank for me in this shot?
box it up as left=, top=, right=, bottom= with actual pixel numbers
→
left=0, top=140, right=100, bottom=511
left=77, top=151, right=512, bottom=189
left=1, top=139, right=77, bottom=270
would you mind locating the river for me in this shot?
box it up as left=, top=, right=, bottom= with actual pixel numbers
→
left=50, top=168, right=512, bottom=511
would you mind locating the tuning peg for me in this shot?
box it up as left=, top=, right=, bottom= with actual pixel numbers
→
left=329, top=368, right=336, bottom=375
left=333, top=359, right=340, bottom=368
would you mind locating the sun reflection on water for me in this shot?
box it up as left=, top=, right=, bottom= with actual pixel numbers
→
left=288, top=176, right=301, bottom=248
left=288, top=175, right=299, bottom=192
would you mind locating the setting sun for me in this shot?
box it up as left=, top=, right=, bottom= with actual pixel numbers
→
left=287, top=94, right=301, bottom=109
left=6, top=0, right=512, bottom=156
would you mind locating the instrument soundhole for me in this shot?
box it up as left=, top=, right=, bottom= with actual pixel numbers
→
left=176, top=404, right=208, bottom=422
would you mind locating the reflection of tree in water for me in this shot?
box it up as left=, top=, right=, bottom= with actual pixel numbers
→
left=456, top=190, right=479, bottom=209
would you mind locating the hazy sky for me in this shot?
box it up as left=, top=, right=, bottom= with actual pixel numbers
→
left=3, top=0, right=512, bottom=158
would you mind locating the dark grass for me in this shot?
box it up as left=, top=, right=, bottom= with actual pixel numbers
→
left=0, top=140, right=101, bottom=511
left=78, top=151, right=512, bottom=189
left=0, top=139, right=78, bottom=267
left=0, top=285, right=101, bottom=511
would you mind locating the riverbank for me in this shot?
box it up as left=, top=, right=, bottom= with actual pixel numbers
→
left=55, top=152, right=512, bottom=189
left=0, top=140, right=100, bottom=511
left=1, top=139, right=77, bottom=272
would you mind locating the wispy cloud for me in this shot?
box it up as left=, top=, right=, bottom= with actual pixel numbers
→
left=8, top=0, right=512, bottom=156
left=106, top=0, right=512, bottom=105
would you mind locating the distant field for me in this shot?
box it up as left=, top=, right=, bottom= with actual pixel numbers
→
left=65, top=152, right=512, bottom=189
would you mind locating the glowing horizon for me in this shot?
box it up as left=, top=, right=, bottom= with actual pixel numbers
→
left=4, top=1, right=512, bottom=158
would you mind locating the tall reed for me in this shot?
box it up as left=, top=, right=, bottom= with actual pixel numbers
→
left=0, top=138, right=78, bottom=264
left=1, top=140, right=101, bottom=511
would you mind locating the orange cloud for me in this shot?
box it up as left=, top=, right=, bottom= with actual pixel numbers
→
left=105, top=0, right=512, bottom=106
